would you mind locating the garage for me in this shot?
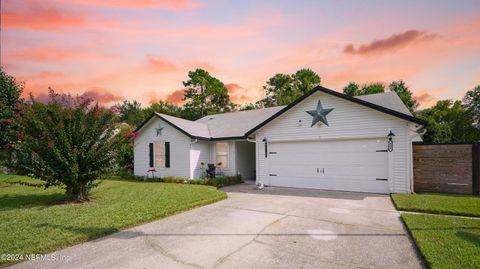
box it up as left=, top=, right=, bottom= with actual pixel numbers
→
left=267, top=139, right=390, bottom=193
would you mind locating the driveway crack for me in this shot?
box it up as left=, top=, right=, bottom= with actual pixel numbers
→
left=143, top=235, right=203, bottom=269
left=213, top=215, right=288, bottom=268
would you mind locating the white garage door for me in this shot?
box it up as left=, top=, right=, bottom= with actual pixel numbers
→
left=268, top=139, right=389, bottom=193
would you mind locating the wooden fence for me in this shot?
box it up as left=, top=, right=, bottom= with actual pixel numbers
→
left=413, top=142, right=479, bottom=195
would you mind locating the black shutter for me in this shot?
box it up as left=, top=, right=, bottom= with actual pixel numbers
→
left=149, top=143, right=154, bottom=167
left=165, top=142, right=170, bottom=168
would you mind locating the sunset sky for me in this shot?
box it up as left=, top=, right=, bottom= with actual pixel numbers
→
left=2, top=0, right=480, bottom=108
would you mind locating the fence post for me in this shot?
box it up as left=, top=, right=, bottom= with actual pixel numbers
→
left=473, top=142, right=479, bottom=195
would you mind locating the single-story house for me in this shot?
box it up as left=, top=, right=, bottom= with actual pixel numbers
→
left=134, top=86, right=426, bottom=194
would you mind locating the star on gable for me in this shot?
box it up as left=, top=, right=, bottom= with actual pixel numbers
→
left=155, top=126, right=164, bottom=136
left=306, top=100, right=334, bottom=127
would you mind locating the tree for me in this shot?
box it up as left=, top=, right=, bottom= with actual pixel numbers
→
left=0, top=68, right=24, bottom=163
left=258, top=68, right=321, bottom=107
left=15, top=90, right=118, bottom=201
left=182, top=69, right=235, bottom=120
left=416, top=100, right=480, bottom=143
left=388, top=80, right=418, bottom=113
left=113, top=100, right=144, bottom=126
left=144, top=100, right=183, bottom=119
left=292, top=68, right=321, bottom=96
left=360, top=83, right=385, bottom=95
left=342, top=82, right=360, bottom=96
left=239, top=103, right=259, bottom=111
left=463, top=85, right=480, bottom=129
left=113, top=124, right=136, bottom=175
left=343, top=82, right=385, bottom=96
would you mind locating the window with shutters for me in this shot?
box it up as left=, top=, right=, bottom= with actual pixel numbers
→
left=155, top=142, right=165, bottom=168
left=215, top=142, right=228, bottom=168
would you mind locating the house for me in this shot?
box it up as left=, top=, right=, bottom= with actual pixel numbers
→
left=134, top=86, right=426, bottom=194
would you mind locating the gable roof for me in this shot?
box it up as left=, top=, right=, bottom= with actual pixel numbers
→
left=195, top=106, right=284, bottom=139
left=135, top=85, right=426, bottom=140
left=245, top=86, right=426, bottom=136
left=356, top=91, right=412, bottom=116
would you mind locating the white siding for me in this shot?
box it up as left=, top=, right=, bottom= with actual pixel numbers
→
left=209, top=141, right=236, bottom=176
left=254, top=91, right=413, bottom=193
left=235, top=141, right=256, bottom=180
left=190, top=141, right=211, bottom=178
left=134, top=117, right=191, bottom=178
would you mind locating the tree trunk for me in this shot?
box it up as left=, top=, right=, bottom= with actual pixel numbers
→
left=66, top=182, right=89, bottom=202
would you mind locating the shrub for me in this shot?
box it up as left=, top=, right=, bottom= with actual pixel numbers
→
left=14, top=90, right=118, bottom=202
left=120, top=174, right=243, bottom=187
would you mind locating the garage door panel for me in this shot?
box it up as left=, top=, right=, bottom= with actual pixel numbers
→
left=268, top=139, right=389, bottom=193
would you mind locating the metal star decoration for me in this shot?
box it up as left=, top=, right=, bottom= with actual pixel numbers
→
left=155, top=126, right=164, bottom=136
left=306, top=100, right=334, bottom=127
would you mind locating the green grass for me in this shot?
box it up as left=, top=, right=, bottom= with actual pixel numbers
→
left=392, top=193, right=480, bottom=217
left=401, top=213, right=480, bottom=269
left=0, top=174, right=227, bottom=266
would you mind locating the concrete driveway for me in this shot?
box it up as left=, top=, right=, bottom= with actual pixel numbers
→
left=10, top=183, right=423, bottom=269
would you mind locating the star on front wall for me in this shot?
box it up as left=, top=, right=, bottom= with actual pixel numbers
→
left=306, top=100, right=334, bottom=127
left=155, top=126, right=164, bottom=136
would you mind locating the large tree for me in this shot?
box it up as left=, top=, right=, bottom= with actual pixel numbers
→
left=182, top=69, right=235, bottom=120
left=463, top=85, right=480, bottom=129
left=15, top=90, right=119, bottom=201
left=113, top=100, right=144, bottom=126
left=417, top=100, right=480, bottom=143
left=0, top=68, right=24, bottom=163
left=144, top=100, right=183, bottom=118
left=258, top=68, right=321, bottom=107
left=343, top=82, right=385, bottom=96
left=388, top=80, right=418, bottom=113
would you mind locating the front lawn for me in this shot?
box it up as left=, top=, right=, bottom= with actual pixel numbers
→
left=0, top=174, right=227, bottom=266
left=401, top=213, right=480, bottom=269
left=392, top=193, right=480, bottom=217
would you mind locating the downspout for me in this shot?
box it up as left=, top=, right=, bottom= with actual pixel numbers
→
left=409, top=126, right=426, bottom=194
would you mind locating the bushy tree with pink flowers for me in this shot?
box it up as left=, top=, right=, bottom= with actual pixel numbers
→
left=15, top=90, right=119, bottom=201
left=0, top=68, right=24, bottom=164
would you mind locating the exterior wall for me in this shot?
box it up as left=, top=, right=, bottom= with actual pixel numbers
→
left=413, top=143, right=473, bottom=194
left=209, top=140, right=236, bottom=176
left=235, top=141, right=256, bottom=180
left=190, top=141, right=211, bottom=179
left=134, top=117, right=191, bottom=178
left=254, top=91, right=414, bottom=193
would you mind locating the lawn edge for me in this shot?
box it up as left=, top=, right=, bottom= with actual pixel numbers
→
left=390, top=194, right=480, bottom=218
left=398, top=213, right=429, bottom=269
left=0, top=187, right=228, bottom=268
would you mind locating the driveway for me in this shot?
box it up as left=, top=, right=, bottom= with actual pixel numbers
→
left=10, top=183, right=423, bottom=269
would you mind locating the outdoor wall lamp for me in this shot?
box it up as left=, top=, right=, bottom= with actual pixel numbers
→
left=387, top=130, right=395, bottom=152
left=262, top=137, right=268, bottom=158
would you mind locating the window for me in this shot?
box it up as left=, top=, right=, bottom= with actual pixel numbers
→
left=216, top=142, right=228, bottom=168
left=155, top=142, right=165, bottom=168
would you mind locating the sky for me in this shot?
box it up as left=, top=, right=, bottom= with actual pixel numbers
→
left=2, top=0, right=480, bottom=108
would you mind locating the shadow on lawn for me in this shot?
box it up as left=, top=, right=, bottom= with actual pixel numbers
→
left=35, top=223, right=120, bottom=241
left=456, top=230, right=480, bottom=246
left=0, top=193, right=66, bottom=211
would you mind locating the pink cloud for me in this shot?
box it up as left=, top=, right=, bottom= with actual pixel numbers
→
left=165, top=88, right=186, bottom=104
left=146, top=56, right=179, bottom=73
left=62, top=0, right=200, bottom=10
left=3, top=0, right=85, bottom=30
left=10, top=48, right=113, bottom=63
left=31, top=88, right=123, bottom=105
left=344, top=30, right=438, bottom=56
left=3, top=0, right=120, bottom=31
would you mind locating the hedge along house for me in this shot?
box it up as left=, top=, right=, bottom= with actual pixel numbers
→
left=134, top=86, right=426, bottom=194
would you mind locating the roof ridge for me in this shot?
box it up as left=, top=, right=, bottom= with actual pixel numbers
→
left=195, top=105, right=287, bottom=121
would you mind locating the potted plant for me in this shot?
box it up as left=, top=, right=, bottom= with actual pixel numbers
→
left=147, top=168, right=157, bottom=178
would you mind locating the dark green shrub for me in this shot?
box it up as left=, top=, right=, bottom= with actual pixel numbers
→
left=120, top=174, right=243, bottom=187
